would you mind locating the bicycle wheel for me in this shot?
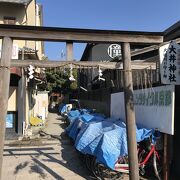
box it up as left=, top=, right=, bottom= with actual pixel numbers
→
left=78, top=152, right=86, bottom=163
left=90, top=157, right=123, bottom=180
left=91, top=157, right=102, bottom=179
left=85, top=154, right=94, bottom=172
left=98, top=163, right=123, bottom=180
left=153, top=152, right=162, bottom=180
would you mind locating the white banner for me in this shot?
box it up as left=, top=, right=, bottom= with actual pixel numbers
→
left=159, top=41, right=180, bottom=84
left=111, top=85, right=175, bottom=135
left=0, top=44, right=18, bottom=60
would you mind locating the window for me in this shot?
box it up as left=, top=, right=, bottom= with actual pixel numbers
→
left=3, top=16, right=16, bottom=25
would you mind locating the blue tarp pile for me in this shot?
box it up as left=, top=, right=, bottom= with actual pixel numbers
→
left=59, top=102, right=95, bottom=116
left=67, top=110, right=81, bottom=123
left=66, top=110, right=105, bottom=140
left=64, top=107, right=152, bottom=170
left=58, top=103, right=67, bottom=114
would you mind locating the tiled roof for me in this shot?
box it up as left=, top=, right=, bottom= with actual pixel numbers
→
left=0, top=0, right=32, bottom=5
left=19, top=47, right=37, bottom=54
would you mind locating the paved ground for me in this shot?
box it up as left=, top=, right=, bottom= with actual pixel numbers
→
left=2, top=112, right=144, bottom=180
left=2, top=113, right=92, bottom=180
left=3, top=112, right=155, bottom=179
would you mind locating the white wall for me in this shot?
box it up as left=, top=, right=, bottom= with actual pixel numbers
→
left=33, top=91, right=48, bottom=120
left=111, top=85, right=175, bottom=135
left=8, top=87, right=17, bottom=111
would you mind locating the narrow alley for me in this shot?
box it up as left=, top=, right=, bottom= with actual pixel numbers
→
left=2, top=113, right=91, bottom=180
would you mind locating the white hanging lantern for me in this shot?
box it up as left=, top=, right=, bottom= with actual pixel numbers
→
left=98, top=66, right=105, bottom=81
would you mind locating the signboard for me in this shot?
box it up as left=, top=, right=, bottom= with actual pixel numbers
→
left=111, top=85, right=175, bottom=135
left=107, top=44, right=121, bottom=59
left=0, top=44, right=18, bottom=59
left=159, top=41, right=180, bottom=84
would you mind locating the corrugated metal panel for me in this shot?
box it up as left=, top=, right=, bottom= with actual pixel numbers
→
left=0, top=0, right=32, bottom=5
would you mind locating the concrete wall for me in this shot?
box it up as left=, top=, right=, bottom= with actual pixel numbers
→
left=79, top=88, right=111, bottom=116
left=91, top=44, right=112, bottom=61
left=8, top=87, right=17, bottom=111
left=80, top=100, right=110, bottom=116
left=84, top=43, right=121, bottom=61
left=33, top=91, right=48, bottom=120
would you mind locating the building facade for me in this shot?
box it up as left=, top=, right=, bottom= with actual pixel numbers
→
left=0, top=0, right=44, bottom=138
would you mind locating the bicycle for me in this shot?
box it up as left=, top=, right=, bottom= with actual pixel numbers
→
left=80, top=130, right=163, bottom=180
left=114, top=130, right=163, bottom=180
left=90, top=156, right=123, bottom=180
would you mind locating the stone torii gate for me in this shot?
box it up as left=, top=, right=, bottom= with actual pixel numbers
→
left=0, top=24, right=163, bottom=180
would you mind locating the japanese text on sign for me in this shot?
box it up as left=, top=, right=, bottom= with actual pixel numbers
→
left=160, top=41, right=180, bottom=84
left=111, top=85, right=175, bottom=135
left=134, top=90, right=171, bottom=106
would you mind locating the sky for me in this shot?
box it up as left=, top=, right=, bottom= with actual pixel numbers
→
left=37, top=0, right=180, bottom=60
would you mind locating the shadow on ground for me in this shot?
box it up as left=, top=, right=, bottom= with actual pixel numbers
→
left=39, top=127, right=92, bottom=179
left=4, top=117, right=91, bottom=179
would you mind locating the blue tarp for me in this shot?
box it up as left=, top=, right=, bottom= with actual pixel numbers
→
left=95, top=126, right=127, bottom=169
left=66, top=111, right=105, bottom=140
left=75, top=121, right=125, bottom=155
left=64, top=106, right=152, bottom=170
left=95, top=125, right=152, bottom=169
left=59, top=104, right=94, bottom=116
left=67, top=110, right=81, bottom=123
left=67, top=119, right=83, bottom=140
left=75, top=120, right=152, bottom=170
left=58, top=103, right=66, bottom=114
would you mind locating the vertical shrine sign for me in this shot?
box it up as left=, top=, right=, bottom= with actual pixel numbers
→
left=159, top=41, right=180, bottom=84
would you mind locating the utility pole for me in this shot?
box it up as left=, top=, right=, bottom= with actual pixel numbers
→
left=122, top=42, right=139, bottom=180
left=0, top=37, right=13, bottom=178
